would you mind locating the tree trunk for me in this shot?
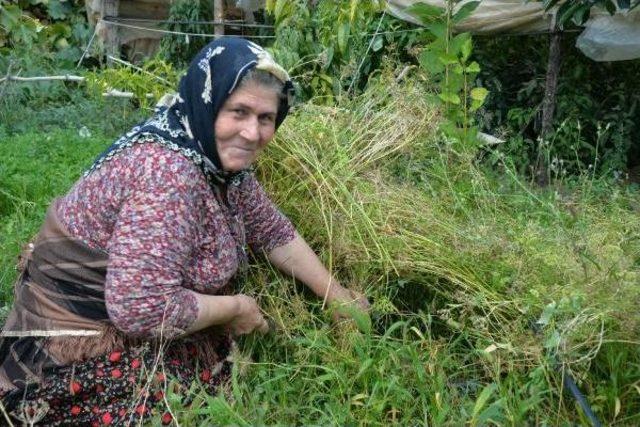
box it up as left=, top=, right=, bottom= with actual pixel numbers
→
left=535, top=31, right=562, bottom=186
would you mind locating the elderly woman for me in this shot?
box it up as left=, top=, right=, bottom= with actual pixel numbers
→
left=0, top=38, right=367, bottom=425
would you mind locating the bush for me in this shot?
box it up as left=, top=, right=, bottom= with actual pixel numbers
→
left=474, top=33, right=640, bottom=178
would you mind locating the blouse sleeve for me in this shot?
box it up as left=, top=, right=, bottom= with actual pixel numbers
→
left=104, top=148, right=203, bottom=338
left=238, top=174, right=296, bottom=255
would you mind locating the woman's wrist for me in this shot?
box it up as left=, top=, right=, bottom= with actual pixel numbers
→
left=186, top=293, right=242, bottom=334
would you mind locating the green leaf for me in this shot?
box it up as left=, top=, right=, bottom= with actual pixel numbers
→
left=556, top=2, right=584, bottom=28
left=426, top=21, right=447, bottom=39
left=0, top=5, right=22, bottom=32
left=470, top=98, right=484, bottom=112
left=461, top=36, right=472, bottom=61
left=419, top=49, right=445, bottom=74
left=571, top=4, right=591, bottom=25
left=438, top=92, right=460, bottom=104
left=337, top=22, right=349, bottom=54
left=476, top=399, right=505, bottom=425
left=55, top=37, right=69, bottom=49
left=452, top=63, right=465, bottom=75
left=47, top=0, right=72, bottom=20
left=438, top=52, right=458, bottom=65
left=350, top=0, right=359, bottom=23
left=331, top=303, right=372, bottom=335
left=471, top=383, right=497, bottom=422
left=465, top=61, right=480, bottom=73
left=452, top=1, right=480, bottom=23
left=372, top=35, right=383, bottom=52
left=542, top=0, right=563, bottom=11
left=470, top=87, right=488, bottom=102
left=405, top=2, right=444, bottom=24
left=449, top=32, right=470, bottom=58
left=446, top=73, right=465, bottom=93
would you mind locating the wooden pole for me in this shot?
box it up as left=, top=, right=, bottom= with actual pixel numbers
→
left=103, top=0, right=121, bottom=63
left=214, top=0, right=225, bottom=37
left=535, top=30, right=562, bottom=186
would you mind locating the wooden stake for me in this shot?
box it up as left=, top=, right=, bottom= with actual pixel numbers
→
left=214, top=0, right=225, bottom=37
left=103, top=0, right=121, bottom=63
left=535, top=30, right=562, bottom=186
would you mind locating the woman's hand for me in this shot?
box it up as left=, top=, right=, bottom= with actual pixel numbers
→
left=227, top=294, right=270, bottom=336
left=326, top=286, right=370, bottom=321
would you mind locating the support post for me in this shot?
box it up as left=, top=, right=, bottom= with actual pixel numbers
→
left=102, top=0, right=120, bottom=63
left=214, top=0, right=225, bottom=37
left=535, top=30, right=562, bottom=186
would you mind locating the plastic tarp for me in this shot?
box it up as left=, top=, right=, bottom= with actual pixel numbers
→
left=388, top=0, right=553, bottom=34
left=388, top=0, right=640, bottom=61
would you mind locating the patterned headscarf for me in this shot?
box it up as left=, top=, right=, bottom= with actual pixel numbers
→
left=85, top=37, right=294, bottom=186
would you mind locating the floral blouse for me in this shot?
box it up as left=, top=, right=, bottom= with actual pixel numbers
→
left=57, top=142, right=295, bottom=337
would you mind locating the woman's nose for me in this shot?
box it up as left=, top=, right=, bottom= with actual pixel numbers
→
left=239, top=117, right=260, bottom=142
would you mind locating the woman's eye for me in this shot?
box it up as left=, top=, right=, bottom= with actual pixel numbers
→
left=233, top=109, right=247, bottom=116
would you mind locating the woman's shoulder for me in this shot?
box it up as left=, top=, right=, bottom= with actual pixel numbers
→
left=105, top=140, right=209, bottom=192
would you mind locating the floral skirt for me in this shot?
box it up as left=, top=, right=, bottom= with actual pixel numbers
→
left=0, top=334, right=233, bottom=426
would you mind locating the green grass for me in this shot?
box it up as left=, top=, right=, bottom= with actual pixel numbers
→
left=1, top=81, right=640, bottom=425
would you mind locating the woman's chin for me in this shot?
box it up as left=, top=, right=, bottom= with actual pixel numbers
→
left=222, top=160, right=252, bottom=172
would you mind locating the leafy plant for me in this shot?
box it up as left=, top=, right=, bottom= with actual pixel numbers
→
left=474, top=33, right=640, bottom=178
left=408, top=1, right=488, bottom=154
left=266, top=0, right=424, bottom=103
left=157, top=0, right=214, bottom=67
left=84, top=58, right=180, bottom=110
left=0, top=0, right=90, bottom=66
left=542, top=0, right=640, bottom=29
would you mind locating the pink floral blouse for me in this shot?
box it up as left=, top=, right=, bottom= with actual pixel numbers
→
left=57, top=142, right=295, bottom=337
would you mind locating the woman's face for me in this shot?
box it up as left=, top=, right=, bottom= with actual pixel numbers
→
left=214, top=81, right=279, bottom=172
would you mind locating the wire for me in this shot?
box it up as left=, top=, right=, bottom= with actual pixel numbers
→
left=76, top=24, right=98, bottom=68
left=100, top=19, right=275, bottom=39
left=103, top=16, right=274, bottom=29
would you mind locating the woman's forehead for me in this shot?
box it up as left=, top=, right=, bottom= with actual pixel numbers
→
left=224, top=83, right=279, bottom=114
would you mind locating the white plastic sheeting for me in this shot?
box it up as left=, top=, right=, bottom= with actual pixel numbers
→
left=388, top=0, right=553, bottom=34
left=388, top=0, right=640, bottom=61
left=576, top=11, right=640, bottom=61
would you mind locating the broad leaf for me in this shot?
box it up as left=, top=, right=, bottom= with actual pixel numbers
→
left=419, top=49, right=445, bottom=74
left=461, top=35, right=472, bottom=61
left=405, top=2, right=443, bottom=24
left=453, top=1, right=480, bottom=23
left=465, top=61, right=480, bottom=73
left=47, top=0, right=73, bottom=20
left=543, top=0, right=563, bottom=10
left=426, top=22, right=447, bottom=39
left=471, top=383, right=497, bottom=421
left=470, top=87, right=488, bottom=102
left=337, top=22, right=349, bottom=54
left=438, top=52, right=458, bottom=65
left=0, top=5, right=21, bottom=32
left=438, top=92, right=461, bottom=104
left=450, top=32, right=471, bottom=58
left=571, top=4, right=591, bottom=25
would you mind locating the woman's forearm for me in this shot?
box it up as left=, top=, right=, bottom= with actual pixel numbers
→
left=184, top=292, right=240, bottom=334
left=184, top=291, right=269, bottom=336
left=267, top=233, right=341, bottom=301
